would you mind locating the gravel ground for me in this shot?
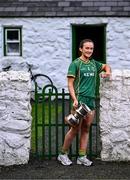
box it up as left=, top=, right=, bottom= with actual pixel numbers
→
left=0, top=157, right=130, bottom=179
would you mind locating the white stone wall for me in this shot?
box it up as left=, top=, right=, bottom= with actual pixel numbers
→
left=0, top=18, right=130, bottom=91
left=100, top=70, right=130, bottom=161
left=0, top=71, right=32, bottom=166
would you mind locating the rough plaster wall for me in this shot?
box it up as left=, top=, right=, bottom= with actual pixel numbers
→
left=0, top=71, right=32, bottom=166
left=100, top=70, right=130, bottom=161
left=0, top=17, right=130, bottom=91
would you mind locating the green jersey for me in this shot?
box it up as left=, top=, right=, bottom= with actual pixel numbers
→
left=67, top=58, right=103, bottom=98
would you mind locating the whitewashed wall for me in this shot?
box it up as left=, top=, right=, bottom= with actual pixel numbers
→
left=0, top=18, right=130, bottom=91
left=0, top=71, right=32, bottom=166
left=100, top=70, right=130, bottom=161
left=0, top=18, right=130, bottom=163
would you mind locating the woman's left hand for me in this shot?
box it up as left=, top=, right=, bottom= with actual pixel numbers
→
left=100, top=72, right=111, bottom=78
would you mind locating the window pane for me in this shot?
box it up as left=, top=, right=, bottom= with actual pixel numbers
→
left=7, top=43, right=19, bottom=53
left=4, top=27, right=22, bottom=56
left=7, top=30, right=19, bottom=40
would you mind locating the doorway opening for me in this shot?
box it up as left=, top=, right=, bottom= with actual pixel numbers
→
left=72, top=24, right=106, bottom=63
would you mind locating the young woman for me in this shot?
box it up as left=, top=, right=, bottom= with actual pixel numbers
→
left=58, top=39, right=111, bottom=166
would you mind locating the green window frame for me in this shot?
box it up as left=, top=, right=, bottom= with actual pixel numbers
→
left=4, top=27, right=22, bottom=56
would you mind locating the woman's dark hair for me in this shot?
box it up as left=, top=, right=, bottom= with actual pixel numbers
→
left=79, top=39, right=94, bottom=49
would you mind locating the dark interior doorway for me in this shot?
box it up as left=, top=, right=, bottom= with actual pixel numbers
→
left=72, top=24, right=106, bottom=63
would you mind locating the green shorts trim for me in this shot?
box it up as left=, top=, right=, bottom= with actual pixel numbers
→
left=78, top=96, right=96, bottom=110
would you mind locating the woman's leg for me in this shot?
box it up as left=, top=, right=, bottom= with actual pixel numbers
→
left=76, top=111, right=95, bottom=166
left=79, top=110, right=95, bottom=153
left=58, top=125, right=81, bottom=166
left=62, top=124, right=81, bottom=152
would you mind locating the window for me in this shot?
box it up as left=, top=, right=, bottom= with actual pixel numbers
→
left=4, top=27, right=22, bottom=56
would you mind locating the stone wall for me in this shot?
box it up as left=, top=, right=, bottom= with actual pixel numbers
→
left=0, top=71, right=32, bottom=166
left=0, top=17, right=130, bottom=91
left=100, top=69, right=130, bottom=161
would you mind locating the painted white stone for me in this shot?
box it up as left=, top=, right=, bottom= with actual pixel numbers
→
left=0, top=17, right=130, bottom=163
left=100, top=69, right=130, bottom=161
left=0, top=71, right=32, bottom=166
left=0, top=17, right=130, bottom=91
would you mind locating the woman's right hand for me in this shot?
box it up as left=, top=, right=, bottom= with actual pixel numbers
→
left=73, top=99, right=78, bottom=109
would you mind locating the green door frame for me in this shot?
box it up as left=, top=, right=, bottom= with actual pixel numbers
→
left=72, top=24, right=107, bottom=63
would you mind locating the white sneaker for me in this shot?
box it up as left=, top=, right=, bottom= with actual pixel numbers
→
left=77, top=156, right=93, bottom=166
left=57, top=154, right=72, bottom=166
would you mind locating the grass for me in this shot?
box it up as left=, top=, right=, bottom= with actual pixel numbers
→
left=31, top=101, right=62, bottom=153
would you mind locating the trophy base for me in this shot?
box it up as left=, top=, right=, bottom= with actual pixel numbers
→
left=65, top=103, right=92, bottom=127
left=64, top=114, right=79, bottom=127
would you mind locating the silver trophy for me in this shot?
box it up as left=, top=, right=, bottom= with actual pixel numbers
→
left=65, top=103, right=92, bottom=127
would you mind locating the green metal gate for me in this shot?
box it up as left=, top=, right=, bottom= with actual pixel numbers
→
left=31, top=83, right=100, bottom=159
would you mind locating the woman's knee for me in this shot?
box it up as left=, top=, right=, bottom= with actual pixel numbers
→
left=81, top=123, right=91, bottom=133
left=81, top=111, right=95, bottom=132
left=71, top=126, right=80, bottom=135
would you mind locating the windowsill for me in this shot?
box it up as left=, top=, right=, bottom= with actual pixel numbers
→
left=5, top=53, right=21, bottom=56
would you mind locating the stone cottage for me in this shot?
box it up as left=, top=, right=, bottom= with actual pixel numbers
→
left=0, top=0, right=130, bottom=164
left=0, top=0, right=130, bottom=90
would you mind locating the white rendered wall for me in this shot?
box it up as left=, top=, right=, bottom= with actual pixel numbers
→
left=100, top=70, right=130, bottom=161
left=0, top=18, right=130, bottom=91
left=0, top=18, right=130, bottom=163
left=0, top=71, right=32, bottom=166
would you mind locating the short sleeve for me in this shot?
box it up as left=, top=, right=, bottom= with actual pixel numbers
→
left=94, top=60, right=104, bottom=73
left=67, top=61, right=77, bottom=78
